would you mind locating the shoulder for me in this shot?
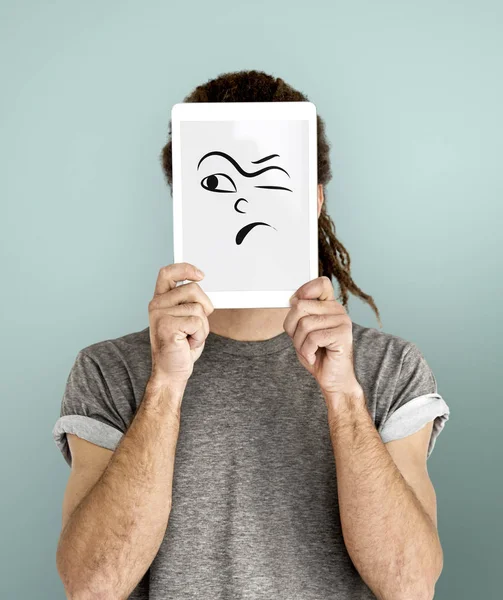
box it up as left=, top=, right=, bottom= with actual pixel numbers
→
left=351, top=320, right=437, bottom=408
left=352, top=320, right=416, bottom=368
left=351, top=324, right=450, bottom=458
left=69, top=326, right=152, bottom=402
left=59, top=326, right=152, bottom=429
left=55, top=327, right=151, bottom=466
left=78, top=326, right=151, bottom=367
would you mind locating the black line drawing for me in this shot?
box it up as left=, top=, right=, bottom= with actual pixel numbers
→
left=254, top=185, right=292, bottom=191
left=201, top=173, right=237, bottom=193
left=234, top=198, right=248, bottom=214
left=235, top=222, right=277, bottom=246
left=198, top=151, right=290, bottom=178
left=250, top=154, right=280, bottom=164
left=197, top=150, right=290, bottom=244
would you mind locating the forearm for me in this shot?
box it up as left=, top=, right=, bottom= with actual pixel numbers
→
left=57, top=379, right=184, bottom=599
left=326, top=393, right=442, bottom=600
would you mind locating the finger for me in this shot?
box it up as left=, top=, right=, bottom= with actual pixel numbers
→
left=149, top=301, right=209, bottom=339
left=154, top=263, right=205, bottom=296
left=154, top=313, right=206, bottom=351
left=152, top=281, right=214, bottom=317
left=291, top=313, right=348, bottom=361
left=175, top=314, right=207, bottom=350
left=292, top=275, right=335, bottom=302
left=300, top=321, right=353, bottom=365
left=283, top=298, right=346, bottom=337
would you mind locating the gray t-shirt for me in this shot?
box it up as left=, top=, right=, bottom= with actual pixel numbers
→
left=53, top=321, right=450, bottom=599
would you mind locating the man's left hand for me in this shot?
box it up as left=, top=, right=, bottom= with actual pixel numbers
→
left=283, top=276, right=364, bottom=401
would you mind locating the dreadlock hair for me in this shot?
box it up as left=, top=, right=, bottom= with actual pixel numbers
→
left=160, top=69, right=382, bottom=328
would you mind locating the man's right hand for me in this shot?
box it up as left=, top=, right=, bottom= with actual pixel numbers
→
left=148, top=262, right=214, bottom=391
left=58, top=263, right=210, bottom=598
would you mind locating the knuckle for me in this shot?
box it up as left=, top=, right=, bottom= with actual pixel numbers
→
left=188, top=314, right=203, bottom=328
left=189, top=284, right=213, bottom=312
left=159, top=264, right=172, bottom=277
left=303, top=333, right=315, bottom=350
left=148, top=296, right=161, bottom=312
left=194, top=302, right=206, bottom=317
left=298, top=317, right=310, bottom=333
left=342, top=315, right=352, bottom=328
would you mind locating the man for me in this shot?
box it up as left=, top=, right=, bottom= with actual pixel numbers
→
left=53, top=70, right=450, bottom=600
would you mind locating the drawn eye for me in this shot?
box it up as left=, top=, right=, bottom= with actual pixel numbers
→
left=254, top=185, right=293, bottom=192
left=201, top=173, right=237, bottom=193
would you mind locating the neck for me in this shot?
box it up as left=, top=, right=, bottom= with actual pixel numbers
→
left=208, top=308, right=290, bottom=341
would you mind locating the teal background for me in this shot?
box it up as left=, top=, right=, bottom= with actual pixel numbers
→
left=1, top=1, right=501, bottom=598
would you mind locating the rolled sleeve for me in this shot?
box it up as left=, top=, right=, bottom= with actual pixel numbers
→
left=380, top=392, right=450, bottom=458
left=53, top=349, right=128, bottom=467
left=52, top=415, right=123, bottom=467
left=379, top=342, right=450, bottom=459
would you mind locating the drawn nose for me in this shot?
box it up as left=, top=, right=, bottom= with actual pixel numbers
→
left=234, top=198, right=248, bottom=214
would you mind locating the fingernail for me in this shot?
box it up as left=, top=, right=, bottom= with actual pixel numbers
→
left=196, top=269, right=205, bottom=277
left=289, top=294, right=298, bottom=304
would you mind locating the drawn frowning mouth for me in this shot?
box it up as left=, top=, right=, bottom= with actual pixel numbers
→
left=235, top=222, right=277, bottom=245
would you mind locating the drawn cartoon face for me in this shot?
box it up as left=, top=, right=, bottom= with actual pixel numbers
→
left=197, top=150, right=293, bottom=245
left=179, top=119, right=309, bottom=292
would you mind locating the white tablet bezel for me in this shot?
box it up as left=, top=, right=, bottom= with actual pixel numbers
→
left=171, top=101, right=318, bottom=308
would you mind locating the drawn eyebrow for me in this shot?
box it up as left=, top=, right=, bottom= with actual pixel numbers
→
left=251, top=154, right=280, bottom=164
left=254, top=185, right=293, bottom=192
left=197, top=151, right=290, bottom=178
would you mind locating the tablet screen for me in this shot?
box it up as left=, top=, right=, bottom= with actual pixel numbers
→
left=178, top=118, right=310, bottom=292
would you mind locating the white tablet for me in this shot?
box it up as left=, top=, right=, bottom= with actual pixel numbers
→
left=171, top=101, right=318, bottom=308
